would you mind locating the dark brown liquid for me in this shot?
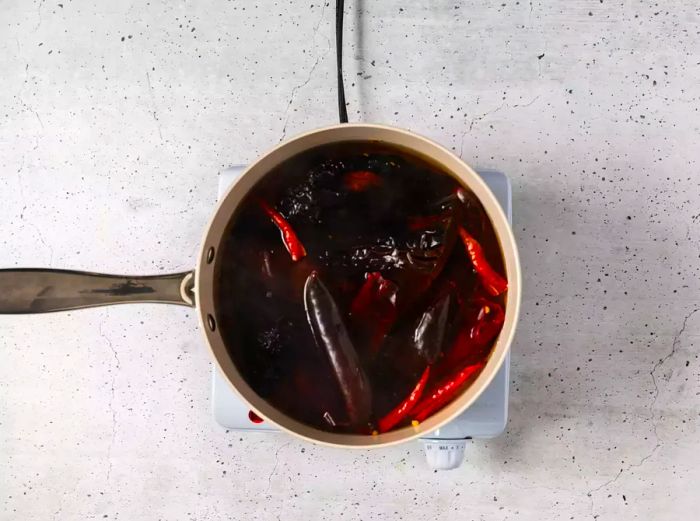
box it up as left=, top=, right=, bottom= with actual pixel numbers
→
left=215, top=141, right=507, bottom=433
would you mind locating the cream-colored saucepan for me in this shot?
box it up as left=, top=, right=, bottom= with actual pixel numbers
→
left=0, top=123, right=520, bottom=448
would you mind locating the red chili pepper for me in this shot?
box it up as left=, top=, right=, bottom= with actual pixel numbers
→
left=258, top=199, right=307, bottom=262
left=378, top=366, right=431, bottom=433
left=441, top=299, right=504, bottom=370
left=458, top=227, right=507, bottom=296
left=349, top=272, right=398, bottom=353
left=350, top=272, right=397, bottom=315
left=344, top=170, right=382, bottom=191
left=411, top=362, right=485, bottom=423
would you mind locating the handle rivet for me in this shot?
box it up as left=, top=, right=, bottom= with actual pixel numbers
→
left=206, top=247, right=215, bottom=264
left=207, top=314, right=216, bottom=331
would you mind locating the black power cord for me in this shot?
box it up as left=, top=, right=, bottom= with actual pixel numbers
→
left=336, top=0, right=349, bottom=123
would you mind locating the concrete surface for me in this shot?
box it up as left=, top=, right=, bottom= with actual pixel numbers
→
left=1, top=0, right=699, bottom=519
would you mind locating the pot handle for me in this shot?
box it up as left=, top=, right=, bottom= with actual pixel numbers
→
left=0, top=269, right=195, bottom=314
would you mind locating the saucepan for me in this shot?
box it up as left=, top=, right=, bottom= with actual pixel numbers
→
left=0, top=123, right=521, bottom=448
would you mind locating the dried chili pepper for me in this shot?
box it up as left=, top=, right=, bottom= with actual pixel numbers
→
left=411, top=362, right=484, bottom=423
left=398, top=209, right=459, bottom=312
left=349, top=272, right=398, bottom=354
left=412, top=292, right=452, bottom=363
left=304, top=272, right=372, bottom=427
left=344, top=170, right=382, bottom=191
left=258, top=199, right=307, bottom=261
left=458, top=227, right=507, bottom=296
left=350, top=273, right=388, bottom=314
left=441, top=299, right=504, bottom=370
left=377, top=365, right=430, bottom=433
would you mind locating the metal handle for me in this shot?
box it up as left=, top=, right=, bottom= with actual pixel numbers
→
left=0, top=269, right=195, bottom=314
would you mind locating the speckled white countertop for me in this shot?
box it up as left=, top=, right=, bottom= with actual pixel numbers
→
left=1, top=1, right=699, bottom=519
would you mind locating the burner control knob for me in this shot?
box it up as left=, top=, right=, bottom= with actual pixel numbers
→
left=420, top=439, right=467, bottom=470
